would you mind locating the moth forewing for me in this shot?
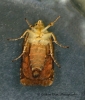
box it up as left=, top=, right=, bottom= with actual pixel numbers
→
left=8, top=16, right=69, bottom=86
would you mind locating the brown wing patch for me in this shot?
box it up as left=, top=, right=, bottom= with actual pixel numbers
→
left=20, top=44, right=54, bottom=86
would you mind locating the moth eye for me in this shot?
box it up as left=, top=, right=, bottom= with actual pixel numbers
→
left=30, top=25, right=33, bottom=27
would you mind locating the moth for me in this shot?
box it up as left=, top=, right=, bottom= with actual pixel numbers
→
left=8, top=16, right=69, bottom=86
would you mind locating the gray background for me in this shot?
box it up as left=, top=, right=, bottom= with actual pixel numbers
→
left=0, top=0, right=85, bottom=100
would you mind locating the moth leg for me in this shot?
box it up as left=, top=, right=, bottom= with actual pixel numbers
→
left=12, top=53, right=24, bottom=62
left=51, top=33, right=69, bottom=48
left=42, top=16, right=60, bottom=32
left=8, top=29, right=29, bottom=41
left=49, top=42, right=60, bottom=68
left=12, top=39, right=29, bottom=62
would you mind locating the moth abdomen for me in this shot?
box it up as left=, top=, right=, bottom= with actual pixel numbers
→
left=32, top=68, right=41, bottom=78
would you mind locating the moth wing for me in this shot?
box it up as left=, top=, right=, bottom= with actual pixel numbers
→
left=20, top=42, right=54, bottom=86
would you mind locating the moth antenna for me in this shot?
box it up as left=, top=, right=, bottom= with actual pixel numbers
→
left=25, top=18, right=33, bottom=28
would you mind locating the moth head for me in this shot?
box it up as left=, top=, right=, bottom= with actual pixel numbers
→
left=34, top=20, right=45, bottom=30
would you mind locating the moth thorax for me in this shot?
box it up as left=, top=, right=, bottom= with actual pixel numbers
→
left=32, top=68, right=41, bottom=78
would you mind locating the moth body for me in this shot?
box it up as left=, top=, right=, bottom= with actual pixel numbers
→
left=8, top=16, right=69, bottom=86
